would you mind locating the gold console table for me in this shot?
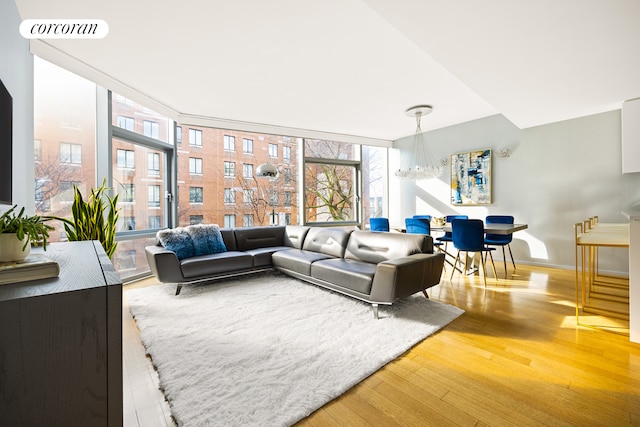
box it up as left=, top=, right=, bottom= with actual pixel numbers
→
left=574, top=218, right=629, bottom=329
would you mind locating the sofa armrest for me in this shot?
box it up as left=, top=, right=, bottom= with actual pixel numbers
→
left=369, top=252, right=445, bottom=303
left=145, top=245, right=186, bottom=283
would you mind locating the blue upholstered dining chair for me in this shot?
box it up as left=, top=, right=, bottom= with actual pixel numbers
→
left=412, top=215, right=432, bottom=221
left=405, top=217, right=431, bottom=234
left=484, top=215, right=516, bottom=277
left=369, top=217, right=390, bottom=232
left=436, top=215, right=468, bottom=252
left=450, top=219, right=497, bottom=286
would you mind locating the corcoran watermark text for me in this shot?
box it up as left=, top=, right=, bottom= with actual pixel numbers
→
left=20, top=19, right=109, bottom=39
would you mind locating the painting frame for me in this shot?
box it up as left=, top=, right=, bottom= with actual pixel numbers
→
left=450, top=149, right=492, bottom=205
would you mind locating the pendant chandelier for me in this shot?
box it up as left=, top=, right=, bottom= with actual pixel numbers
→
left=395, top=105, right=443, bottom=180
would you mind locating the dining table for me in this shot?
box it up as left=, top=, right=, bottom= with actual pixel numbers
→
left=439, top=222, right=529, bottom=235
left=435, top=222, right=528, bottom=275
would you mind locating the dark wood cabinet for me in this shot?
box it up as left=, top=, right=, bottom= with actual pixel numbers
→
left=0, top=241, right=122, bottom=427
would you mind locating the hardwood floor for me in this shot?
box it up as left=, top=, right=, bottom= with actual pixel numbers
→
left=123, top=264, right=640, bottom=426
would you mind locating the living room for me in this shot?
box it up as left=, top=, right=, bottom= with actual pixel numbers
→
left=2, top=1, right=640, bottom=426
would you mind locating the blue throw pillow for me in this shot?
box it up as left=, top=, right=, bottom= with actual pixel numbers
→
left=157, top=228, right=195, bottom=260
left=186, top=224, right=227, bottom=256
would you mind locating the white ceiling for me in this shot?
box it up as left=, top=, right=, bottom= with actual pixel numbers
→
left=14, top=0, right=640, bottom=142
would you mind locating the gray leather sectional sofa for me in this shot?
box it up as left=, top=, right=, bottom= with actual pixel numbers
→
left=145, top=225, right=445, bottom=318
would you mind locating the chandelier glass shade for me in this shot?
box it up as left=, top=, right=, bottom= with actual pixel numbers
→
left=395, top=105, right=443, bottom=180
left=255, top=162, right=279, bottom=178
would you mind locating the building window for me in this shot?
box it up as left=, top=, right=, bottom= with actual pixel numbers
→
left=283, top=146, right=291, bottom=163
left=34, top=139, right=42, bottom=161
left=116, top=249, right=136, bottom=270
left=189, top=128, right=202, bottom=146
left=35, top=178, right=50, bottom=211
left=60, top=180, right=81, bottom=201
left=224, top=188, right=235, bottom=204
left=148, top=215, right=161, bottom=229
left=190, top=187, right=203, bottom=203
left=284, top=191, right=292, bottom=207
left=224, top=214, right=236, bottom=228
left=189, top=157, right=203, bottom=175
left=269, top=211, right=278, bottom=226
left=117, top=149, right=135, bottom=169
left=244, top=214, right=254, bottom=227
left=116, top=116, right=134, bottom=131
left=243, top=138, right=253, bottom=154
left=270, top=190, right=278, bottom=207
left=224, top=161, right=235, bottom=177
left=176, top=126, right=182, bottom=144
left=284, top=213, right=291, bottom=225
left=148, top=152, right=160, bottom=175
left=224, top=135, right=235, bottom=151
left=123, top=216, right=136, bottom=231
left=143, top=120, right=160, bottom=139
left=148, top=185, right=161, bottom=207
left=121, top=183, right=135, bottom=203
left=243, top=163, right=253, bottom=179
left=60, top=142, right=82, bottom=164
left=284, top=168, right=292, bottom=185
left=269, top=143, right=278, bottom=158
left=190, top=215, right=203, bottom=225
left=243, top=189, right=254, bottom=204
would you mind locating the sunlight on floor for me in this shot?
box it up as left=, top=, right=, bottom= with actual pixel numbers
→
left=561, top=315, right=629, bottom=334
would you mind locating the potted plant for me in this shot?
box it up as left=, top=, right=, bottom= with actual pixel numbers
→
left=0, top=206, right=55, bottom=262
left=51, top=179, right=120, bottom=259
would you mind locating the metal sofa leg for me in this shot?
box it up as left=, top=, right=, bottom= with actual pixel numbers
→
left=175, top=284, right=182, bottom=295
left=372, top=303, right=379, bottom=319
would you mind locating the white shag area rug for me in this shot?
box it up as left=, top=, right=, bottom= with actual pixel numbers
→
left=126, top=272, right=464, bottom=427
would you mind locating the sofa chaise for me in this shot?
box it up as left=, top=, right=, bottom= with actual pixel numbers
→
left=145, top=225, right=445, bottom=318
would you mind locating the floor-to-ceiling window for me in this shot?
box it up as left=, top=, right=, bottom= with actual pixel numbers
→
left=34, top=57, right=97, bottom=242
left=174, top=126, right=299, bottom=227
left=303, top=139, right=361, bottom=226
left=33, top=58, right=175, bottom=282
left=110, top=94, right=174, bottom=280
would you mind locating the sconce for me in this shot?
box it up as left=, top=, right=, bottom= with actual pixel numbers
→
left=495, top=148, right=511, bottom=159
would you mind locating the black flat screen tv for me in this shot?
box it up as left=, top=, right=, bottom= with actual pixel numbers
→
left=0, top=78, right=12, bottom=205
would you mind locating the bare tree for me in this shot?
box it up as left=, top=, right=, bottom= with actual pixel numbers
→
left=304, top=140, right=355, bottom=222
left=305, top=163, right=354, bottom=221
left=34, top=155, right=81, bottom=215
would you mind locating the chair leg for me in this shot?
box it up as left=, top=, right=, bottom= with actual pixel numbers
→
left=508, top=244, right=516, bottom=271
left=175, top=284, right=182, bottom=295
left=463, top=251, right=469, bottom=275
left=422, top=290, right=429, bottom=298
left=480, top=252, right=488, bottom=287
left=501, top=246, right=507, bottom=277
left=450, top=250, right=461, bottom=281
left=488, top=251, right=498, bottom=281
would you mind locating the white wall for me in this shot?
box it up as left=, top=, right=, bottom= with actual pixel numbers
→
left=0, top=0, right=34, bottom=213
left=391, top=112, right=640, bottom=273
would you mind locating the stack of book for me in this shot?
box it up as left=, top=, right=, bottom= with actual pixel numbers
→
left=0, top=254, right=60, bottom=285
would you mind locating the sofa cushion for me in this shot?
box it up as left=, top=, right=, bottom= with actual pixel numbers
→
left=284, top=225, right=310, bottom=249
left=157, top=227, right=194, bottom=260
left=186, top=224, right=227, bottom=256
left=180, top=251, right=253, bottom=278
left=233, top=226, right=285, bottom=251
left=245, top=246, right=292, bottom=267
left=220, top=228, right=237, bottom=251
left=301, top=228, right=353, bottom=258
left=311, top=258, right=376, bottom=295
left=271, top=249, right=334, bottom=276
left=344, top=230, right=430, bottom=264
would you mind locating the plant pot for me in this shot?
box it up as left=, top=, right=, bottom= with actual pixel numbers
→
left=0, top=233, right=31, bottom=263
